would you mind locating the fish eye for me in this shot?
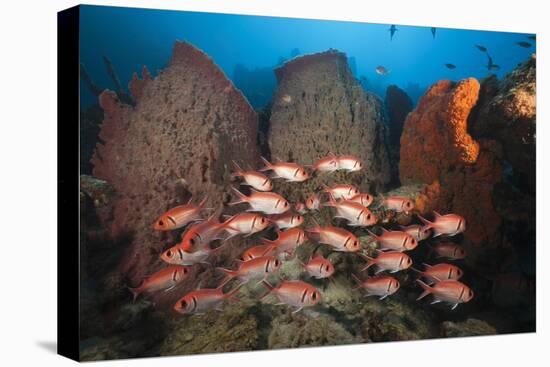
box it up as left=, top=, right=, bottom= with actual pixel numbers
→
left=407, top=258, right=412, bottom=264
left=166, top=250, right=173, bottom=258
left=311, top=292, right=317, bottom=301
left=183, top=267, right=188, bottom=274
left=284, top=202, right=288, bottom=207
left=274, top=259, right=280, bottom=267
left=406, top=202, right=412, bottom=207
left=325, top=265, right=330, bottom=272
left=158, top=220, right=164, bottom=226
left=180, top=300, right=187, bottom=309
left=261, top=218, right=265, bottom=223
left=354, top=240, right=359, bottom=247
left=189, top=238, right=195, bottom=245
left=367, top=214, right=371, bottom=220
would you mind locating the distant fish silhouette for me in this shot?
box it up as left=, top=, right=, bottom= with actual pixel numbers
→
left=486, top=54, right=500, bottom=71
left=516, top=41, right=532, bottom=48
left=527, top=35, right=536, bottom=41
left=431, top=27, right=437, bottom=39
left=444, top=63, right=456, bottom=70
left=475, top=44, right=488, bottom=52
left=375, top=66, right=390, bottom=75
left=389, top=25, right=398, bottom=41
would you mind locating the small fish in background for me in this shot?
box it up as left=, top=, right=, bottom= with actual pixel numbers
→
left=302, top=255, right=335, bottom=279
left=305, top=193, right=321, bottom=210
left=229, top=187, right=290, bottom=214
left=349, top=193, right=374, bottom=207
left=323, top=184, right=360, bottom=200
left=416, top=279, right=474, bottom=310
left=516, top=41, right=532, bottom=48
left=218, top=256, right=282, bottom=286
left=173, top=285, right=240, bottom=315
left=412, top=263, right=463, bottom=285
left=312, top=155, right=338, bottom=173
left=180, top=212, right=225, bottom=252
left=128, top=265, right=190, bottom=301
left=153, top=196, right=208, bottom=231
left=259, top=157, right=309, bottom=182
left=486, top=54, right=500, bottom=71
left=379, top=195, right=414, bottom=214
left=324, top=195, right=377, bottom=227
left=261, top=280, right=321, bottom=313
left=361, top=251, right=413, bottom=274
left=336, top=155, right=363, bottom=172
left=268, top=212, right=304, bottom=229
left=231, top=161, right=273, bottom=192
left=399, top=224, right=432, bottom=241
left=375, top=65, right=390, bottom=75
left=241, top=244, right=272, bottom=261
left=430, top=241, right=467, bottom=260
left=261, top=227, right=308, bottom=257
left=475, top=44, right=488, bottom=52
left=444, top=63, right=456, bottom=70
left=367, top=228, right=417, bottom=252
left=388, top=24, right=398, bottom=41
left=295, top=201, right=307, bottom=214
left=352, top=274, right=400, bottom=300
left=161, top=246, right=213, bottom=266
left=306, top=219, right=361, bottom=252
left=221, top=212, right=270, bottom=239
left=418, top=211, right=466, bottom=237
left=281, top=94, right=292, bottom=103
left=431, top=27, right=437, bottom=39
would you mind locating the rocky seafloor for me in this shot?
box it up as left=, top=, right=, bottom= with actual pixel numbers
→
left=78, top=42, right=535, bottom=361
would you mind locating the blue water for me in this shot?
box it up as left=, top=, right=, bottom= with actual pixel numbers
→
left=79, top=5, right=535, bottom=109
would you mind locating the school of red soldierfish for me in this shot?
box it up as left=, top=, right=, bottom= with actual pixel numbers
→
left=129, top=154, right=474, bottom=314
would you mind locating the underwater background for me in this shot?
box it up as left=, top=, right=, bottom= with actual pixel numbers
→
left=78, top=5, right=536, bottom=361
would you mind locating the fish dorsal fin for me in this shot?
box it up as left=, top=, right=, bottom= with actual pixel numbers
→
left=422, top=263, right=433, bottom=269
left=249, top=188, right=260, bottom=194
left=433, top=211, right=442, bottom=218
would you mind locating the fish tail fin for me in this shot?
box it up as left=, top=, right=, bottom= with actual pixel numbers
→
left=216, top=267, right=237, bottom=286
left=259, top=280, right=275, bottom=299
left=323, top=193, right=337, bottom=207
left=416, top=279, right=433, bottom=300
left=351, top=274, right=363, bottom=289
left=359, top=253, right=375, bottom=271
left=410, top=266, right=423, bottom=275
left=365, top=229, right=378, bottom=244
left=231, top=160, right=243, bottom=178
left=228, top=187, right=248, bottom=206
left=417, top=214, right=434, bottom=228
left=128, top=286, right=142, bottom=302
left=224, top=284, right=242, bottom=302
left=375, top=193, right=385, bottom=209
left=304, top=230, right=320, bottom=243
left=259, top=156, right=273, bottom=172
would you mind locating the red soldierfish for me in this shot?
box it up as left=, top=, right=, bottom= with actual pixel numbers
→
left=261, top=227, right=307, bottom=256
left=229, top=187, right=290, bottom=215
left=231, top=161, right=273, bottom=192
left=367, top=228, right=417, bottom=252
left=306, top=220, right=361, bottom=252
left=380, top=196, right=414, bottom=214
left=128, top=265, right=190, bottom=301
left=324, top=184, right=360, bottom=200
left=218, top=256, right=282, bottom=285
left=295, top=201, right=307, bottom=214
left=241, top=244, right=272, bottom=261
left=180, top=213, right=225, bottom=252
left=221, top=212, right=269, bottom=240
left=173, top=286, right=240, bottom=314
left=260, top=157, right=309, bottom=182
left=161, top=246, right=213, bottom=266
left=417, top=279, right=474, bottom=310
left=303, top=255, right=335, bottom=279
left=352, top=274, right=400, bottom=300
left=262, top=280, right=321, bottom=313
left=305, top=194, right=321, bottom=210
left=419, top=211, right=466, bottom=237
left=400, top=224, right=432, bottom=241
left=362, top=251, right=413, bottom=274
left=413, top=263, right=463, bottom=285
left=349, top=193, right=374, bottom=207
left=431, top=241, right=467, bottom=259
left=324, top=196, right=377, bottom=226
left=336, top=155, right=363, bottom=172
left=312, top=155, right=338, bottom=173
left=268, top=212, right=303, bottom=229
left=153, top=196, right=208, bottom=231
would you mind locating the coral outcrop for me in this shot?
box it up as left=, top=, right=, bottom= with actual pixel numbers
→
left=91, top=41, right=260, bottom=288
left=400, top=78, right=502, bottom=247
left=267, top=50, right=391, bottom=201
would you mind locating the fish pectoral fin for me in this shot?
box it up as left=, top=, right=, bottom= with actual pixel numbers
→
left=451, top=303, right=459, bottom=310
left=430, top=299, right=442, bottom=305
left=379, top=294, right=389, bottom=300
left=164, top=285, right=176, bottom=292
left=390, top=269, right=399, bottom=274
left=292, top=306, right=303, bottom=314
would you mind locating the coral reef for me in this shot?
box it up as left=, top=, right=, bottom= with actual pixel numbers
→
left=400, top=78, right=502, bottom=247
left=267, top=49, right=391, bottom=201
left=91, top=41, right=261, bottom=289
left=440, top=318, right=497, bottom=337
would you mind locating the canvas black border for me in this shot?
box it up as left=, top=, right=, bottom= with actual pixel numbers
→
left=57, top=5, right=80, bottom=362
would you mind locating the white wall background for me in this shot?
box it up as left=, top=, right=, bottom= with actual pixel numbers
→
left=0, top=0, right=546, bottom=366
